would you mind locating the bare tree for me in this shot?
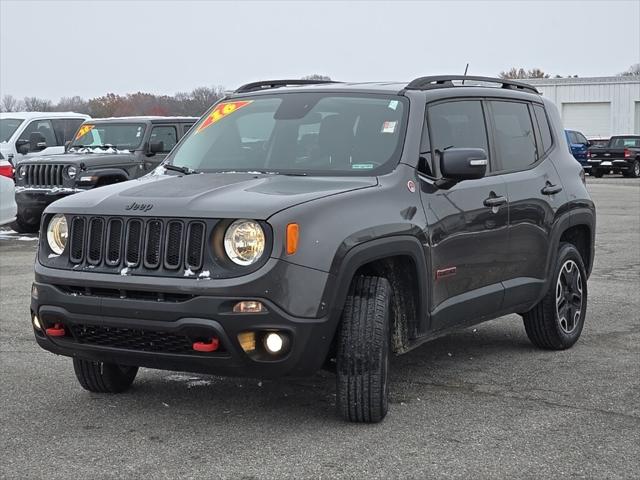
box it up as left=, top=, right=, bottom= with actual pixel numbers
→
left=499, top=68, right=549, bottom=79
left=302, top=74, right=332, bottom=81
left=619, top=63, right=640, bottom=76
left=55, top=96, right=90, bottom=114
left=1, top=94, right=24, bottom=112
left=23, top=96, right=53, bottom=112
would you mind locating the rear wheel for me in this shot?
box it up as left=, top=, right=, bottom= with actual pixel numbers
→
left=10, top=213, right=39, bottom=233
left=73, top=358, right=138, bottom=393
left=336, top=276, right=391, bottom=423
left=625, top=160, right=640, bottom=178
left=523, top=243, right=587, bottom=350
left=592, top=169, right=604, bottom=178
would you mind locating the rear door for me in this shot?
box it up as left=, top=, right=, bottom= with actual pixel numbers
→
left=488, top=100, right=567, bottom=310
left=421, top=99, right=509, bottom=331
left=148, top=124, right=179, bottom=167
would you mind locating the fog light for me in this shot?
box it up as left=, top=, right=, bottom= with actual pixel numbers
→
left=32, top=315, right=42, bottom=331
left=264, top=332, right=284, bottom=354
left=31, top=284, right=38, bottom=300
left=233, top=301, right=265, bottom=313
left=238, top=331, right=256, bottom=352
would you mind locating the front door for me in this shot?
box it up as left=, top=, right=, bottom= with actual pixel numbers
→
left=420, top=99, right=509, bottom=331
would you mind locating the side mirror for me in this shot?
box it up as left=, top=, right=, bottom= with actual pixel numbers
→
left=587, top=141, right=593, bottom=148
left=64, top=140, right=72, bottom=152
left=439, top=148, right=488, bottom=181
left=15, top=139, right=29, bottom=155
left=149, top=141, right=164, bottom=154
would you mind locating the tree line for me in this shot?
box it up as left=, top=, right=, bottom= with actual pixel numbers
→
left=0, top=85, right=226, bottom=117
left=1, top=66, right=637, bottom=115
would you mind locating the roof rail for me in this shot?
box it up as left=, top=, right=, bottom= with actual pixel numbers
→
left=235, top=79, right=340, bottom=94
left=404, top=75, right=539, bottom=94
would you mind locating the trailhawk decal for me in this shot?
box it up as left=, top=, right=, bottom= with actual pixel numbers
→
left=75, top=124, right=95, bottom=140
left=196, top=101, right=253, bottom=133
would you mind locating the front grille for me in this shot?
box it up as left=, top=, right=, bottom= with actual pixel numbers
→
left=69, top=323, right=198, bottom=354
left=23, top=164, right=65, bottom=187
left=68, top=216, right=207, bottom=273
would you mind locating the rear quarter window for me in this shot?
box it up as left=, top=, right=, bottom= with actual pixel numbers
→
left=533, top=105, right=553, bottom=154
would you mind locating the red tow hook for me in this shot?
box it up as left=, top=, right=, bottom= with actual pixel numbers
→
left=192, top=338, right=219, bottom=352
left=46, top=323, right=66, bottom=337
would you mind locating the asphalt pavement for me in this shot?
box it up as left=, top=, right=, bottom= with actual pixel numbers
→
left=1, top=177, right=638, bottom=479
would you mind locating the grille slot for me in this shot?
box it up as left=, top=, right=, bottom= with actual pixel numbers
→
left=69, top=324, right=197, bottom=354
left=186, top=222, right=205, bottom=270
left=23, top=164, right=65, bottom=187
left=125, top=219, right=143, bottom=266
left=69, top=217, right=86, bottom=263
left=143, top=220, right=163, bottom=269
left=106, top=219, right=123, bottom=265
left=87, top=218, right=105, bottom=264
left=164, top=221, right=184, bottom=269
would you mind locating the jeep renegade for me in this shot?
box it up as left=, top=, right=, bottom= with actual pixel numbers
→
left=31, top=77, right=595, bottom=423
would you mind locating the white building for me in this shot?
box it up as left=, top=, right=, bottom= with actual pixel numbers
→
left=527, top=76, right=640, bottom=138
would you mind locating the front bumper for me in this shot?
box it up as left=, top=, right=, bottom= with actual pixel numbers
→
left=31, top=260, right=338, bottom=378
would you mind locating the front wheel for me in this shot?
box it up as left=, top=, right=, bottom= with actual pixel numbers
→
left=523, top=243, right=588, bottom=350
left=336, top=276, right=391, bottom=423
left=73, top=358, right=138, bottom=393
left=10, top=212, right=39, bottom=233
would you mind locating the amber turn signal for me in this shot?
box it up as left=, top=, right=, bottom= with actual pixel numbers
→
left=286, top=223, right=299, bottom=255
left=238, top=331, right=256, bottom=352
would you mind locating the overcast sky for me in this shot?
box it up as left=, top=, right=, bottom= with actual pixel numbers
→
left=1, top=0, right=638, bottom=101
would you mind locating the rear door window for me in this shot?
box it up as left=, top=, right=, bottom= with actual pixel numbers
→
left=489, top=101, right=538, bottom=172
left=532, top=104, right=553, bottom=154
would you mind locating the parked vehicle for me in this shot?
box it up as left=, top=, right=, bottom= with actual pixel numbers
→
left=0, top=168, right=17, bottom=226
left=13, top=116, right=197, bottom=232
left=0, top=112, right=89, bottom=164
left=31, top=76, right=595, bottom=423
left=565, top=129, right=590, bottom=171
left=588, top=135, right=640, bottom=177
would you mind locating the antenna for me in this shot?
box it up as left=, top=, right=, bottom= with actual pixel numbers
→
left=462, top=63, right=469, bottom=85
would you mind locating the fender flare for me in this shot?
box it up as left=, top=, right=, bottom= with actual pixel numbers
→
left=536, top=206, right=595, bottom=306
left=321, top=235, right=429, bottom=332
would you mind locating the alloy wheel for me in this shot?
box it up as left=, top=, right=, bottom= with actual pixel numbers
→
left=555, top=260, right=583, bottom=334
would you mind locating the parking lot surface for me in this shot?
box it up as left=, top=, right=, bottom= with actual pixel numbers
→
left=1, top=177, right=638, bottom=479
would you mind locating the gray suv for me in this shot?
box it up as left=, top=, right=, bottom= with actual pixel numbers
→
left=30, top=77, right=595, bottom=423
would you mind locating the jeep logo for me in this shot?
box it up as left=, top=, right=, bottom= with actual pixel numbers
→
left=125, top=202, right=153, bottom=212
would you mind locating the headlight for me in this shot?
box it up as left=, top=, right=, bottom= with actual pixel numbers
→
left=67, top=166, right=77, bottom=178
left=224, top=219, right=265, bottom=266
left=17, top=165, right=26, bottom=178
left=46, top=214, right=68, bottom=255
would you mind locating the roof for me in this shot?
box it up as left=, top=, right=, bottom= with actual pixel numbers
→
left=0, top=111, right=90, bottom=120
left=229, top=77, right=541, bottom=100
left=82, top=116, right=199, bottom=124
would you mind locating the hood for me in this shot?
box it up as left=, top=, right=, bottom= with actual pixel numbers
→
left=46, top=172, right=378, bottom=219
left=16, top=151, right=136, bottom=167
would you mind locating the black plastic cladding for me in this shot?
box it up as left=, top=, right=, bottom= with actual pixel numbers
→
left=39, top=214, right=273, bottom=279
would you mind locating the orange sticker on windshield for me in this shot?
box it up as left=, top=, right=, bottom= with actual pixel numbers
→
left=75, top=124, right=94, bottom=140
left=196, top=101, right=253, bottom=133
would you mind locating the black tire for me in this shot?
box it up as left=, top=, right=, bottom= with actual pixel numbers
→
left=523, top=243, right=587, bottom=350
left=336, top=276, right=391, bottom=423
left=592, top=169, right=604, bottom=178
left=9, top=213, right=39, bottom=233
left=626, top=160, right=640, bottom=178
left=73, top=358, right=138, bottom=393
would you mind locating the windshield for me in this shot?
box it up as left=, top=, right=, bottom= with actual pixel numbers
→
left=167, top=93, right=408, bottom=175
left=70, top=123, right=146, bottom=150
left=0, top=118, right=24, bottom=142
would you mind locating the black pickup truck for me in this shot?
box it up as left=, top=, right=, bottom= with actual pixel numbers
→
left=13, top=116, right=197, bottom=232
left=587, top=135, right=640, bottom=178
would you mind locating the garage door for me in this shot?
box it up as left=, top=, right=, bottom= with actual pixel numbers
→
left=635, top=102, right=640, bottom=134
left=562, top=102, right=611, bottom=137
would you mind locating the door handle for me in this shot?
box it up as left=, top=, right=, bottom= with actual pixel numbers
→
left=541, top=183, right=563, bottom=195
left=483, top=195, right=507, bottom=208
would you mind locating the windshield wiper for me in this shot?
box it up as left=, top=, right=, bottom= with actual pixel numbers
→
left=163, top=163, right=196, bottom=175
